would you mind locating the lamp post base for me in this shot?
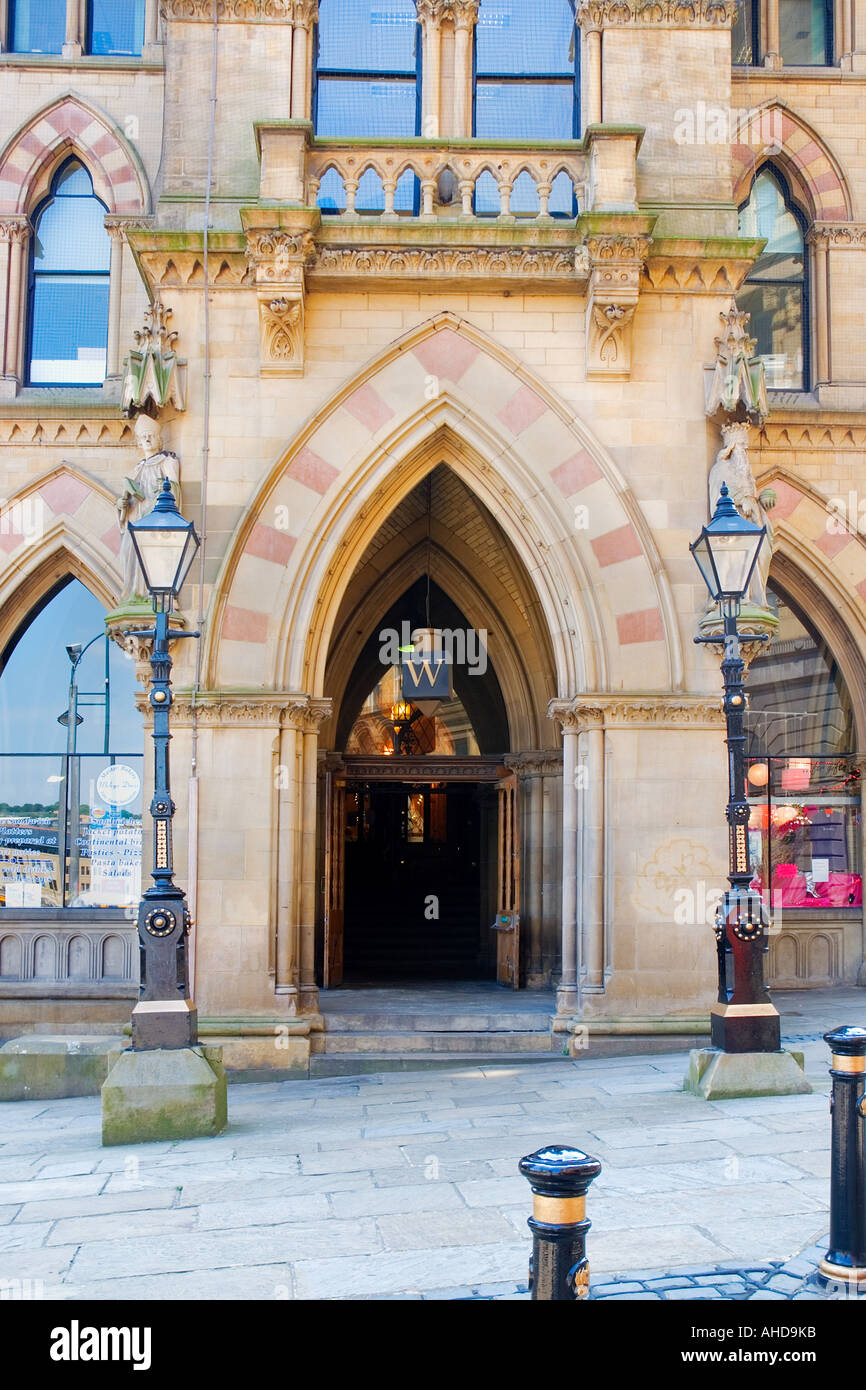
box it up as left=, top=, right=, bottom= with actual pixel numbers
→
left=685, top=1047, right=812, bottom=1100
left=132, top=999, right=198, bottom=1051
left=101, top=1044, right=227, bottom=1147
left=710, top=1001, right=781, bottom=1053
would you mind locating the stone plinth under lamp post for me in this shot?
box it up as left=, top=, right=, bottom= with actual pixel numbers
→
left=685, top=485, right=811, bottom=1100
left=101, top=479, right=227, bottom=1145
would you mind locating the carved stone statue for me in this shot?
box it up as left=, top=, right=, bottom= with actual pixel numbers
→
left=708, top=421, right=775, bottom=607
left=117, top=415, right=181, bottom=601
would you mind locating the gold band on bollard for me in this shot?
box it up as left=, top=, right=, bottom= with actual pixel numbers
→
left=819, top=1257, right=866, bottom=1284
left=532, top=1194, right=586, bottom=1225
left=831, top=1054, right=866, bottom=1074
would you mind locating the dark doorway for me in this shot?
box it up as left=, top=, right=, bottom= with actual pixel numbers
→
left=342, top=779, right=488, bottom=981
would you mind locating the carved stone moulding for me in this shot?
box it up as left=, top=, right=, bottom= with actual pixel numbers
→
left=166, top=691, right=333, bottom=730
left=0, top=415, right=136, bottom=447
left=161, top=0, right=316, bottom=21
left=549, top=695, right=727, bottom=729
left=308, top=243, right=587, bottom=287
left=757, top=420, right=866, bottom=451
left=644, top=239, right=763, bottom=297
left=807, top=223, right=866, bottom=249
left=577, top=0, right=737, bottom=27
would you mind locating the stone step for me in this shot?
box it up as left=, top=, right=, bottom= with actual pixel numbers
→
left=312, top=1030, right=559, bottom=1055
left=310, top=1052, right=568, bottom=1077
left=322, top=1011, right=553, bottom=1034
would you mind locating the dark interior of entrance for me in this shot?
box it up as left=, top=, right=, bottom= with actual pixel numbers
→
left=342, top=780, right=491, bottom=981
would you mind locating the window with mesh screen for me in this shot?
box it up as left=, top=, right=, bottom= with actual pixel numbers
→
left=88, top=0, right=145, bottom=56
left=27, top=161, right=111, bottom=387
left=10, top=0, right=66, bottom=53
left=737, top=167, right=807, bottom=390
left=779, top=0, right=833, bottom=65
left=474, top=0, right=578, bottom=143
left=314, top=0, right=421, bottom=139
left=732, top=0, right=757, bottom=62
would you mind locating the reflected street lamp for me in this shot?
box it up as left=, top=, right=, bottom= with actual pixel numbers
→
left=690, top=483, right=779, bottom=1054
left=127, top=479, right=201, bottom=1049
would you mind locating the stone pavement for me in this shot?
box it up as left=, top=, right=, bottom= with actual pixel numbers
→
left=0, top=988, right=861, bottom=1301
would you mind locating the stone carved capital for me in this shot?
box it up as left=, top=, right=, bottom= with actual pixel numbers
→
left=246, top=228, right=317, bottom=286
left=291, top=0, right=318, bottom=25
left=416, top=0, right=478, bottom=26
left=0, top=217, right=31, bottom=245
left=285, top=697, right=333, bottom=734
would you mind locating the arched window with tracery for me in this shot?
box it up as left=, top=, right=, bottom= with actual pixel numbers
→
left=26, top=160, right=111, bottom=386
left=0, top=579, right=143, bottom=910
left=738, top=166, right=808, bottom=390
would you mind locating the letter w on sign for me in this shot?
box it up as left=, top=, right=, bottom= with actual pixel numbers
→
left=402, top=658, right=451, bottom=702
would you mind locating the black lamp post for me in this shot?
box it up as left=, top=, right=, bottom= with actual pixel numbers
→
left=126, top=478, right=201, bottom=1050
left=691, top=483, right=779, bottom=1053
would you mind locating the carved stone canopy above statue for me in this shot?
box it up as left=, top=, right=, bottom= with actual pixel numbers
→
left=121, top=299, right=185, bottom=418
left=705, top=301, right=768, bottom=425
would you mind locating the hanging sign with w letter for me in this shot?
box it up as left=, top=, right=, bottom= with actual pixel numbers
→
left=402, top=653, right=451, bottom=703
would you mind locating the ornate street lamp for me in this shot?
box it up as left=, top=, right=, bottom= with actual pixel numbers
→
left=690, top=483, right=779, bottom=1055
left=127, top=479, right=200, bottom=1049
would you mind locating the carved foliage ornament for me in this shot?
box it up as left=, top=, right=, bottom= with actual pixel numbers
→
left=416, top=0, right=479, bottom=25
left=246, top=230, right=317, bottom=286
left=161, top=0, right=318, bottom=20
left=311, top=245, right=584, bottom=281
left=591, top=303, right=635, bottom=367
left=259, top=295, right=304, bottom=373
left=577, top=0, right=736, bottom=25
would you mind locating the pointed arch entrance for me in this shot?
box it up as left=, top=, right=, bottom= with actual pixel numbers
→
left=319, top=464, right=561, bottom=990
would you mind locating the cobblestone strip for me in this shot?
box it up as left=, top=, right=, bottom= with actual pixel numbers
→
left=422, top=1241, right=860, bottom=1301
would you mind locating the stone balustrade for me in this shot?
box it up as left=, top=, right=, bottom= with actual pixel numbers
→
left=255, top=122, right=643, bottom=221
left=306, top=141, right=587, bottom=223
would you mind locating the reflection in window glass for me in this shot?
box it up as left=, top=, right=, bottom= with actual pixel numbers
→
left=315, top=0, right=420, bottom=137
left=10, top=0, right=65, bottom=53
left=732, top=0, right=757, bottom=62
left=738, top=168, right=806, bottom=389
left=745, top=586, right=861, bottom=910
left=474, top=0, right=578, bottom=141
left=28, top=161, right=111, bottom=386
left=89, top=0, right=145, bottom=56
left=0, top=580, right=144, bottom=910
left=779, top=0, right=832, bottom=65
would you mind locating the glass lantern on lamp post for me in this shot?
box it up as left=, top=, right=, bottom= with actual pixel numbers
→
left=691, top=483, right=780, bottom=1054
left=126, top=479, right=201, bottom=1050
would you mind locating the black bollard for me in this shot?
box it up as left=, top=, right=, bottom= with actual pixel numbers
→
left=819, top=1025, right=866, bottom=1287
left=519, top=1145, right=602, bottom=1300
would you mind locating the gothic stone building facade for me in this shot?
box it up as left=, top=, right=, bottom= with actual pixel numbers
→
left=0, top=0, right=865, bottom=1071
